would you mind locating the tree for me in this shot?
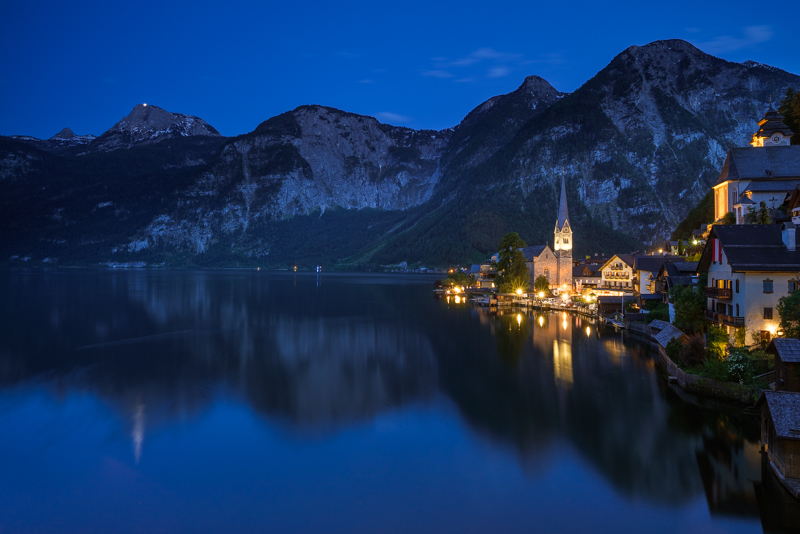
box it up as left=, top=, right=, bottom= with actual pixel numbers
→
left=533, top=274, right=550, bottom=294
left=777, top=288, right=800, bottom=339
left=495, top=232, right=529, bottom=293
left=670, top=275, right=707, bottom=334
left=746, top=202, right=771, bottom=224
left=779, top=85, right=800, bottom=146
left=720, top=212, right=736, bottom=225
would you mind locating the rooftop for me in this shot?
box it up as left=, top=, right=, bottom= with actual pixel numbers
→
left=761, top=391, right=800, bottom=441
left=698, top=224, right=800, bottom=273
left=716, top=146, right=800, bottom=186
left=768, top=338, right=800, bottom=363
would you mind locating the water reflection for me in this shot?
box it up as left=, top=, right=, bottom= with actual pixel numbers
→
left=1, top=272, right=799, bottom=532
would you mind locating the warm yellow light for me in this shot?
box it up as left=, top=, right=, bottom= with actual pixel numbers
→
left=516, top=314, right=522, bottom=326
left=659, top=249, right=663, bottom=254
left=538, top=291, right=544, bottom=299
left=562, top=293, right=569, bottom=301
left=516, top=288, right=523, bottom=296
left=586, top=326, right=591, bottom=336
left=693, top=240, right=698, bottom=245
left=454, top=286, right=461, bottom=294
left=455, top=295, right=461, bottom=304
left=446, top=296, right=450, bottom=303
left=538, top=316, right=544, bottom=327
left=562, top=320, right=568, bottom=330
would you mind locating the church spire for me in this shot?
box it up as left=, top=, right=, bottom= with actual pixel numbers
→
left=557, top=172, right=569, bottom=229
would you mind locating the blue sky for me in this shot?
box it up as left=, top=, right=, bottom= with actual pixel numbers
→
left=2, top=0, right=798, bottom=139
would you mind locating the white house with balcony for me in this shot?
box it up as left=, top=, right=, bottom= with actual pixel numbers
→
left=598, top=254, right=635, bottom=294
left=698, top=224, right=800, bottom=343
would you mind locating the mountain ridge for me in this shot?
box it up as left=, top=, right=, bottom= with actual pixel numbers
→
left=2, top=39, right=798, bottom=268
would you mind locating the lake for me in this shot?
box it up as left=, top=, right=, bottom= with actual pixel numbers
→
left=0, top=270, right=797, bottom=533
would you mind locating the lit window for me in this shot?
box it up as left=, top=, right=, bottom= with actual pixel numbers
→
left=764, top=307, right=773, bottom=320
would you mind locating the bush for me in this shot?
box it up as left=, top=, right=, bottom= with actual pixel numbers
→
left=665, top=338, right=682, bottom=361
left=680, top=334, right=707, bottom=366
left=703, top=356, right=730, bottom=382
left=726, top=351, right=754, bottom=384
left=706, top=325, right=729, bottom=360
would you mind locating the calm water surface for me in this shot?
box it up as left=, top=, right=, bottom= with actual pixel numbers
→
left=1, top=271, right=798, bottom=533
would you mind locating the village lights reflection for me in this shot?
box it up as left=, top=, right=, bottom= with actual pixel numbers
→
left=455, top=295, right=461, bottom=304
left=586, top=326, right=591, bottom=337
left=538, top=316, right=544, bottom=327
left=516, top=313, right=522, bottom=326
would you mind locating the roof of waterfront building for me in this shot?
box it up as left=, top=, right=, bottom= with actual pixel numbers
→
left=742, top=179, right=800, bottom=193
left=768, top=338, right=800, bottom=363
left=698, top=224, right=800, bottom=273
left=759, top=391, right=800, bottom=441
left=653, top=323, right=687, bottom=348
left=715, top=146, right=800, bottom=186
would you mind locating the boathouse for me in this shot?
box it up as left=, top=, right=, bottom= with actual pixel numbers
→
left=768, top=338, right=800, bottom=393
left=757, top=391, right=800, bottom=498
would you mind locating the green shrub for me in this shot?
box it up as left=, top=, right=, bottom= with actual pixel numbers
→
left=726, top=352, right=754, bottom=384
left=665, top=338, right=682, bottom=361
left=703, top=356, right=730, bottom=382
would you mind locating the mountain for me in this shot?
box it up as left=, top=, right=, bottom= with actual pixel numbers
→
left=1, top=39, right=798, bottom=268
left=9, top=127, right=97, bottom=153
left=89, top=103, right=221, bottom=152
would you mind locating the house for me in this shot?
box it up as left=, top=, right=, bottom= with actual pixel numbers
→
left=712, top=104, right=800, bottom=224
left=653, top=261, right=699, bottom=303
left=472, top=262, right=497, bottom=289
left=572, top=263, right=601, bottom=294
left=522, top=175, right=573, bottom=292
left=756, top=391, right=800, bottom=499
left=767, top=338, right=800, bottom=393
left=698, top=224, right=800, bottom=343
left=632, top=255, right=686, bottom=296
left=598, top=254, right=635, bottom=293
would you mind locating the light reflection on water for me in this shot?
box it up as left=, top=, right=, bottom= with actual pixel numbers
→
left=0, top=271, right=797, bottom=533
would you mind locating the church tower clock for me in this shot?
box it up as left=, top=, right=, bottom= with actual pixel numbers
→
left=553, top=174, right=573, bottom=291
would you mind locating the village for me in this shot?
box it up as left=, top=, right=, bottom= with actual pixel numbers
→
left=435, top=103, right=800, bottom=500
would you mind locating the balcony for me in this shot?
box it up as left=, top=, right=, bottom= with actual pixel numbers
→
left=605, top=273, right=630, bottom=280
left=704, top=287, right=732, bottom=299
left=721, top=314, right=745, bottom=327
left=704, top=309, right=744, bottom=326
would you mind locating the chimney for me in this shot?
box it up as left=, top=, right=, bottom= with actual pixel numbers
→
left=783, top=222, right=796, bottom=251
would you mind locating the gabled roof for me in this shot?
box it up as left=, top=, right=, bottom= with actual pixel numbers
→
left=469, top=264, right=481, bottom=274
left=760, top=391, right=800, bottom=441
left=697, top=224, right=800, bottom=273
left=715, top=146, right=800, bottom=186
left=520, top=245, right=548, bottom=261
left=654, top=323, right=687, bottom=348
left=573, top=264, right=600, bottom=277
left=648, top=319, right=671, bottom=331
left=599, top=253, right=635, bottom=271
left=634, top=255, right=685, bottom=273
left=768, top=338, right=800, bottom=363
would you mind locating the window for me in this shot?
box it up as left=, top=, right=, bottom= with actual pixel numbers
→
left=763, top=279, right=773, bottom=293
left=736, top=304, right=739, bottom=316
left=790, top=280, right=800, bottom=293
left=735, top=279, right=739, bottom=293
left=764, top=307, right=773, bottom=320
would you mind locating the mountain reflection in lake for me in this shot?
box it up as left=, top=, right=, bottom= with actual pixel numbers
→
left=0, top=271, right=797, bottom=533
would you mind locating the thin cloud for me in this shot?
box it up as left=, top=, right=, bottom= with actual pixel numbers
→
left=375, top=112, right=412, bottom=124
left=694, top=25, right=773, bottom=54
left=423, top=47, right=526, bottom=81
left=487, top=66, right=511, bottom=78
left=422, top=70, right=453, bottom=78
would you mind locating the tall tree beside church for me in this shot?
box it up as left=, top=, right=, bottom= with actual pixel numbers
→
left=495, top=232, right=530, bottom=292
left=779, top=85, right=800, bottom=145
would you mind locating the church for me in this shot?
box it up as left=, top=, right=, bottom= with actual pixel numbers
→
left=521, top=175, right=573, bottom=292
left=712, top=103, right=800, bottom=223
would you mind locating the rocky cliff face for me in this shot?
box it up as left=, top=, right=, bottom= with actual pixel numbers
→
left=119, top=106, right=449, bottom=256
left=2, top=39, right=798, bottom=266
